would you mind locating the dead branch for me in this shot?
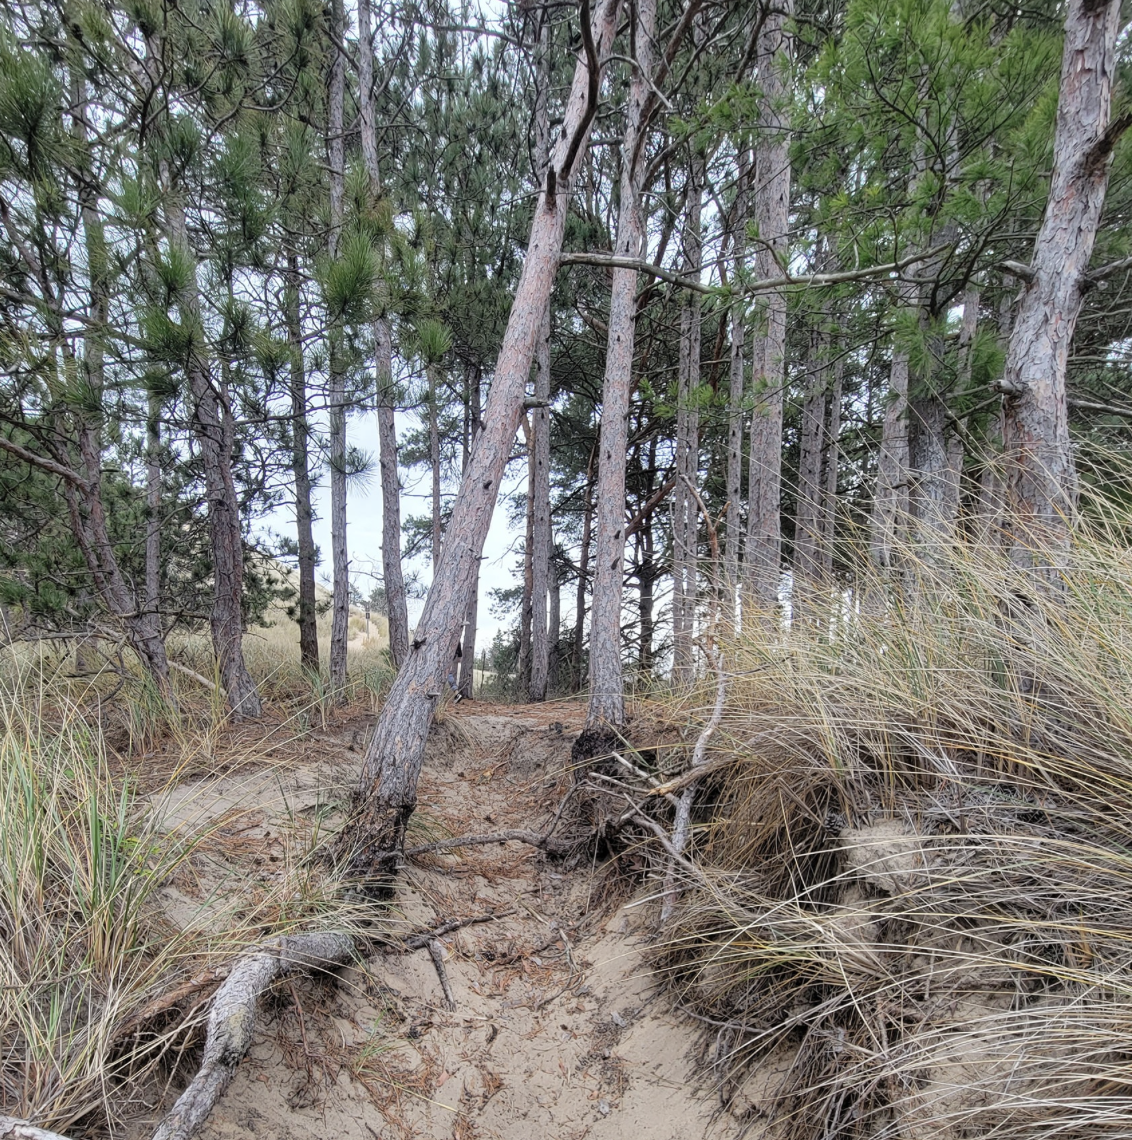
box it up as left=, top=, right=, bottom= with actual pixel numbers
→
left=113, top=964, right=232, bottom=1042
left=151, top=931, right=354, bottom=1140
left=400, top=910, right=515, bottom=951
left=403, top=828, right=581, bottom=859
left=426, top=940, right=457, bottom=1011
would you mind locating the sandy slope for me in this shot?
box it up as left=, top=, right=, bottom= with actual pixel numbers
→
left=144, top=704, right=740, bottom=1140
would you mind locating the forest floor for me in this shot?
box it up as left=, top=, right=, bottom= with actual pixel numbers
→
left=127, top=699, right=755, bottom=1140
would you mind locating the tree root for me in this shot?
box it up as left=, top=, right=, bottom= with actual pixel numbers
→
left=0, top=1121, right=76, bottom=1140
left=151, top=931, right=354, bottom=1140
left=400, top=910, right=514, bottom=951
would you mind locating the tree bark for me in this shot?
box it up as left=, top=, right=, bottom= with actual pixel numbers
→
left=820, top=351, right=843, bottom=575
left=429, top=362, right=442, bottom=569
left=285, top=251, right=320, bottom=675
left=548, top=537, right=561, bottom=693
left=1001, top=0, right=1124, bottom=570
left=327, top=0, right=350, bottom=699
left=457, top=366, right=482, bottom=700
left=359, top=0, right=410, bottom=668
left=336, top=0, right=623, bottom=879
left=745, top=0, right=793, bottom=616
left=586, top=0, right=657, bottom=730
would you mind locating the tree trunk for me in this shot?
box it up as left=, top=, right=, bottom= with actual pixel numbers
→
left=794, top=314, right=827, bottom=588
left=1001, top=0, right=1124, bottom=570
left=327, top=0, right=350, bottom=699
left=429, top=363, right=442, bottom=569
left=870, top=328, right=912, bottom=570
left=573, top=446, right=595, bottom=692
left=359, top=0, right=410, bottom=668
left=724, top=146, right=749, bottom=624
left=638, top=518, right=655, bottom=673
left=335, top=0, right=623, bottom=879
left=164, top=196, right=261, bottom=718
left=745, top=0, right=793, bottom=616
left=285, top=251, right=320, bottom=675
left=518, top=460, right=534, bottom=694
left=548, top=538, right=561, bottom=693
left=529, top=15, right=553, bottom=703
left=820, top=352, right=843, bottom=575
left=586, top=0, right=657, bottom=731
left=457, top=366, right=482, bottom=700
left=671, top=163, right=703, bottom=684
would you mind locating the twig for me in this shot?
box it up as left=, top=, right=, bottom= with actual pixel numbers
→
left=427, top=939, right=457, bottom=1011
left=403, top=828, right=580, bottom=859
left=400, top=910, right=514, bottom=951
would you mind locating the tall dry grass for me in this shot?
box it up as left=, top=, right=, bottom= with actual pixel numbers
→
left=658, top=513, right=1132, bottom=1138
left=0, top=666, right=367, bottom=1135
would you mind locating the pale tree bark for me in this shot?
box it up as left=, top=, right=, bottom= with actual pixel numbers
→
left=285, top=251, right=320, bottom=675
left=974, top=275, right=1014, bottom=546
left=457, top=365, right=481, bottom=699
left=518, top=452, right=535, bottom=692
left=1001, top=0, right=1126, bottom=570
left=327, top=0, right=350, bottom=698
left=359, top=0, right=410, bottom=667
left=529, top=14, right=554, bottom=703
left=586, top=0, right=657, bottom=731
left=548, top=537, right=561, bottom=692
left=336, top=0, right=623, bottom=877
left=745, top=0, right=793, bottom=616
left=671, top=161, right=704, bottom=684
left=724, top=146, right=750, bottom=622
left=794, top=312, right=828, bottom=589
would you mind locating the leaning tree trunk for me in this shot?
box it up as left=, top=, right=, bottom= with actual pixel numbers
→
left=745, top=0, right=793, bottom=617
left=1001, top=0, right=1125, bottom=571
left=529, top=16, right=554, bottom=703
left=327, top=0, right=350, bottom=699
left=359, top=0, right=410, bottom=668
left=335, top=0, right=624, bottom=880
left=586, top=0, right=657, bottom=733
left=285, top=251, right=320, bottom=675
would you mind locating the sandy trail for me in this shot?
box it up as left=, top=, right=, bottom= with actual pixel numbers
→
left=145, top=703, right=738, bottom=1140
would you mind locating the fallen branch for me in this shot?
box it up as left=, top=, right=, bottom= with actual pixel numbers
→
left=427, top=939, right=457, bottom=1011
left=403, top=828, right=580, bottom=859
left=113, top=964, right=232, bottom=1043
left=151, top=931, right=354, bottom=1140
left=400, top=910, right=514, bottom=951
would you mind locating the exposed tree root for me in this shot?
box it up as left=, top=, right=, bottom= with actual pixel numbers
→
left=400, top=910, right=514, bottom=951
left=150, top=931, right=354, bottom=1140
left=0, top=1120, right=76, bottom=1140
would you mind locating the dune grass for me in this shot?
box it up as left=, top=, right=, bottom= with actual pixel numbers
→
left=656, top=514, right=1132, bottom=1138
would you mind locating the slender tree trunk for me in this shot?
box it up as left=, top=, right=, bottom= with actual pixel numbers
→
left=671, top=163, right=703, bottom=683
left=724, top=147, right=749, bottom=623
left=745, top=0, right=793, bottom=616
left=548, top=539, right=561, bottom=693
left=335, top=0, right=624, bottom=879
left=975, top=276, right=1014, bottom=546
left=820, top=352, right=843, bottom=575
left=586, top=0, right=657, bottom=731
left=638, top=520, right=655, bottom=673
left=1001, top=0, right=1125, bottom=570
left=145, top=389, right=163, bottom=647
left=327, top=0, right=350, bottom=699
left=529, top=14, right=553, bottom=703
left=870, top=325, right=913, bottom=570
left=285, top=252, right=320, bottom=675
left=794, top=316, right=827, bottom=587
left=573, top=447, right=595, bottom=692
left=518, top=458, right=534, bottom=693
left=429, top=363, right=442, bottom=569
left=164, top=196, right=260, bottom=717
left=359, top=0, right=410, bottom=667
